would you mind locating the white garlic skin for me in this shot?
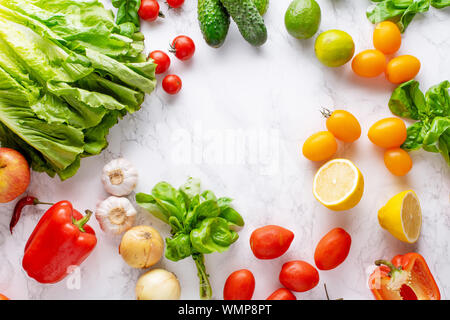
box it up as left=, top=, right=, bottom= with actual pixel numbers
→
left=95, top=196, right=137, bottom=235
left=102, top=158, right=138, bottom=196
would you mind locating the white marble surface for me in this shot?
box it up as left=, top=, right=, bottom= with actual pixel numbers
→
left=0, top=0, right=449, bottom=300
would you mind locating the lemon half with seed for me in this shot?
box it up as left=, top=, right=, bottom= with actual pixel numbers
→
left=313, top=159, right=364, bottom=211
left=378, top=190, right=422, bottom=243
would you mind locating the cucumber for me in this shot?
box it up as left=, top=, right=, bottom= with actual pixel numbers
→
left=198, top=0, right=230, bottom=48
left=219, top=0, right=267, bottom=46
left=253, top=0, right=269, bottom=16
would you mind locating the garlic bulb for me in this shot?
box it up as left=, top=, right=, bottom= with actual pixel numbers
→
left=102, top=158, right=138, bottom=196
left=95, top=196, right=137, bottom=235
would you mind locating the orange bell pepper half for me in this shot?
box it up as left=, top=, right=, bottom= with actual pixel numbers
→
left=0, top=294, right=9, bottom=300
left=369, top=252, right=440, bottom=300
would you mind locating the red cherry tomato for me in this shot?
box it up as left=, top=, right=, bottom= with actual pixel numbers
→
left=138, top=0, right=162, bottom=22
left=250, top=225, right=294, bottom=259
left=266, top=288, right=296, bottom=300
left=167, top=0, right=185, bottom=8
left=162, top=74, right=182, bottom=95
left=149, top=50, right=171, bottom=74
left=314, top=228, right=351, bottom=270
left=223, top=269, right=255, bottom=300
left=279, top=261, right=319, bottom=292
left=170, top=35, right=195, bottom=61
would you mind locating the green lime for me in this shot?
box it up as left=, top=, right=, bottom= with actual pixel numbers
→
left=285, top=0, right=321, bottom=40
left=314, top=30, right=355, bottom=67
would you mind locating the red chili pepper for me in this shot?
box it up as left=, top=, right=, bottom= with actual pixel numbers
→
left=368, top=252, right=440, bottom=300
left=10, top=196, right=53, bottom=234
left=22, top=201, right=97, bottom=284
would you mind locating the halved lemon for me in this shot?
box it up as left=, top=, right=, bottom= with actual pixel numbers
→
left=378, top=190, right=422, bottom=243
left=313, top=159, right=364, bottom=211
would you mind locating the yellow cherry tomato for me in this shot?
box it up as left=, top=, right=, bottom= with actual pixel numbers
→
left=385, top=55, right=420, bottom=84
left=302, top=131, right=338, bottom=161
left=352, top=49, right=386, bottom=78
left=368, top=118, right=407, bottom=148
left=373, top=21, right=401, bottom=55
left=384, top=148, right=412, bottom=176
left=323, top=109, right=361, bottom=142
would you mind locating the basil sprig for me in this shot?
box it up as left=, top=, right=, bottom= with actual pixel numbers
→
left=367, top=0, right=450, bottom=33
left=136, top=177, right=244, bottom=299
left=389, top=80, right=450, bottom=165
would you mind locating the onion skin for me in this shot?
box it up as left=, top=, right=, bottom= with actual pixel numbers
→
left=119, top=226, right=164, bottom=269
left=136, top=269, right=181, bottom=300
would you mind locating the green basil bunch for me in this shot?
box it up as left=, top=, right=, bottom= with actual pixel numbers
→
left=367, top=0, right=450, bottom=32
left=136, top=178, right=244, bottom=299
left=389, top=80, right=450, bottom=165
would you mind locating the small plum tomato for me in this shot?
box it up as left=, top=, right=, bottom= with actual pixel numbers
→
left=302, top=131, right=338, bottom=162
left=384, top=148, right=413, bottom=176
left=351, top=49, right=386, bottom=78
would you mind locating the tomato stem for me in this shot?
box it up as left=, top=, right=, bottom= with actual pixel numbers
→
left=320, top=107, right=333, bottom=118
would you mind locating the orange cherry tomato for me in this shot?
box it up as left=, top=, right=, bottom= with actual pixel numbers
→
left=223, top=269, right=255, bottom=300
left=323, top=109, right=361, bottom=142
left=302, top=131, right=338, bottom=161
left=351, top=49, right=386, bottom=78
left=0, top=294, right=9, bottom=300
left=368, top=117, right=407, bottom=148
left=250, top=225, right=294, bottom=259
left=384, top=148, right=412, bottom=176
left=385, top=55, right=420, bottom=84
left=279, top=261, right=319, bottom=292
left=314, top=228, right=351, bottom=270
left=373, top=21, right=401, bottom=55
left=266, top=288, right=297, bottom=300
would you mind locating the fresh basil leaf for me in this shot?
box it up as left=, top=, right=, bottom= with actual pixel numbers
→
left=187, top=200, right=220, bottom=229
left=151, top=182, right=186, bottom=222
left=169, top=216, right=183, bottom=234
left=401, top=121, right=428, bottom=150
left=135, top=192, right=170, bottom=223
left=179, top=177, right=201, bottom=209
left=112, top=0, right=141, bottom=28
left=438, top=132, right=450, bottom=165
left=201, top=190, right=217, bottom=201
left=425, top=80, right=450, bottom=118
left=422, top=117, right=450, bottom=155
left=431, top=0, right=450, bottom=8
left=217, top=197, right=233, bottom=207
left=389, top=80, right=426, bottom=120
left=219, top=206, right=245, bottom=227
left=165, top=233, right=192, bottom=262
left=367, top=0, right=430, bottom=32
left=190, top=218, right=239, bottom=254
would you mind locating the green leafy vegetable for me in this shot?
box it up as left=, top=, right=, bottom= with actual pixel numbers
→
left=136, top=177, right=244, bottom=300
left=367, top=0, right=450, bottom=32
left=112, top=0, right=141, bottom=27
left=389, top=80, right=450, bottom=165
left=0, top=0, right=156, bottom=179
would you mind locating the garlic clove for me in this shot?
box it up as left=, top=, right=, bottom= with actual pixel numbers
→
left=95, top=196, right=137, bottom=235
left=102, top=158, right=138, bottom=196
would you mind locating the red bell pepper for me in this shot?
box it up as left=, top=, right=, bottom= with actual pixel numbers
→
left=22, top=201, right=97, bottom=284
left=369, top=252, right=440, bottom=300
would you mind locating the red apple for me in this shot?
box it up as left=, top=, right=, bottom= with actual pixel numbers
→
left=0, top=148, right=30, bottom=203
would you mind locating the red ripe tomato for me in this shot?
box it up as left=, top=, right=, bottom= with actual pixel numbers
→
left=138, top=0, right=162, bottom=22
left=170, top=35, right=195, bottom=61
left=223, top=269, right=255, bottom=300
left=314, top=228, right=351, bottom=270
left=167, top=0, right=185, bottom=8
left=250, top=225, right=294, bottom=259
left=162, top=74, right=182, bottom=95
left=149, top=50, right=170, bottom=74
left=279, top=261, right=319, bottom=292
left=266, top=288, right=296, bottom=300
